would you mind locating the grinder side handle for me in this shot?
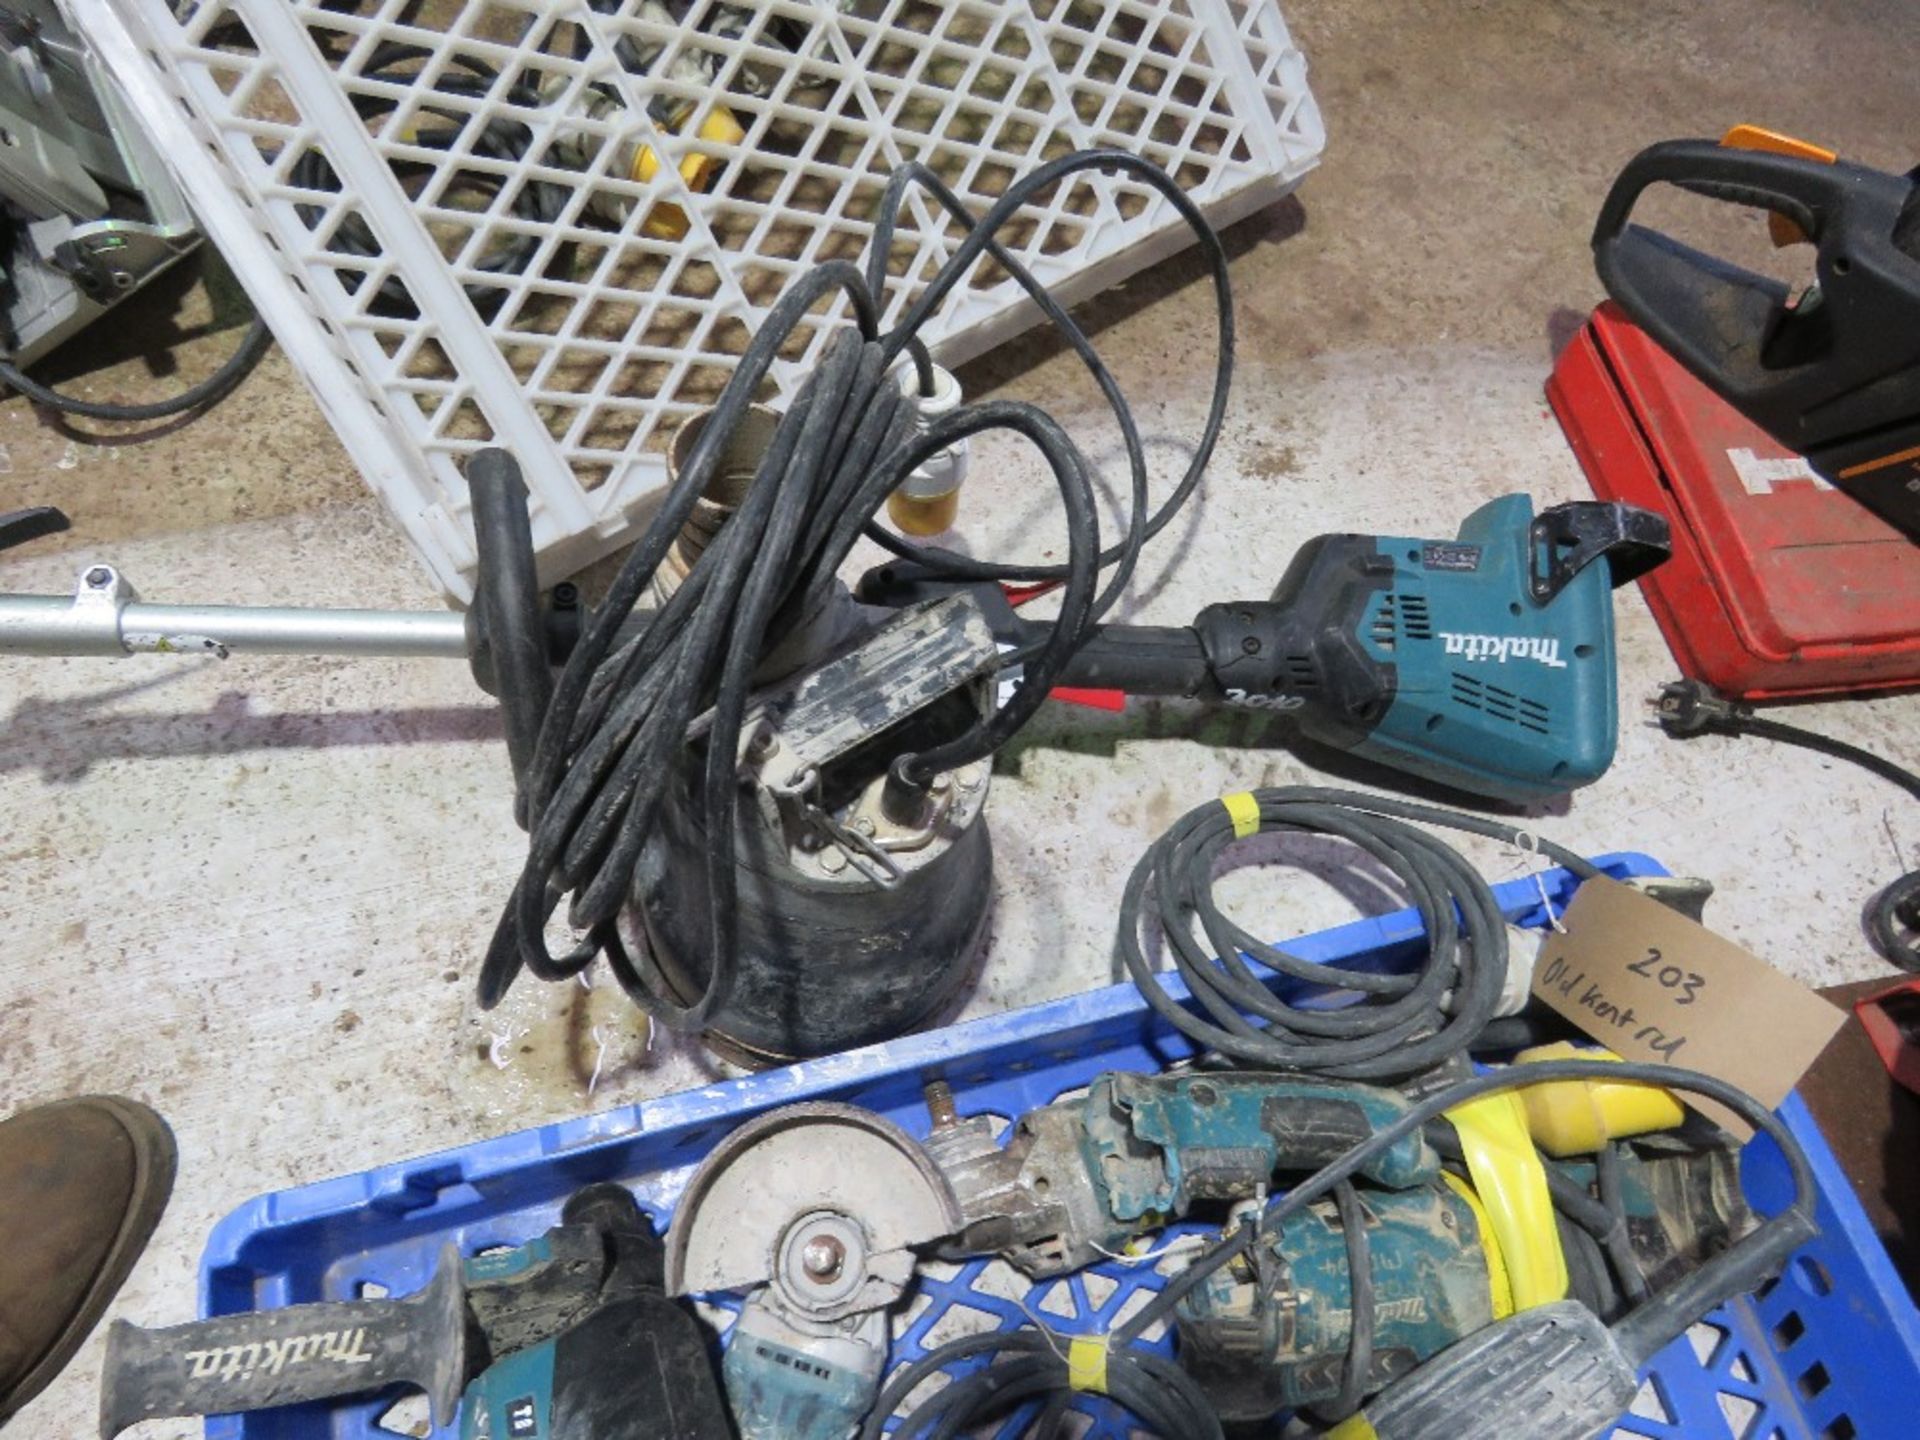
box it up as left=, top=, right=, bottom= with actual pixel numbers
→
left=99, top=1249, right=470, bottom=1439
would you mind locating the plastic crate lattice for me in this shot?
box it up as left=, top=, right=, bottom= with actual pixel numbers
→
left=73, top=0, right=1324, bottom=597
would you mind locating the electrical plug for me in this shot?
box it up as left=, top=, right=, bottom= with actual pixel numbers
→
left=1650, top=678, right=1751, bottom=736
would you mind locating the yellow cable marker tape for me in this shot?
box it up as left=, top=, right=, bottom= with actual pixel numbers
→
left=1441, top=1171, right=1515, bottom=1320
left=1221, top=791, right=1261, bottom=839
left=1324, top=1415, right=1380, bottom=1440
left=1444, top=1091, right=1568, bottom=1311
left=1067, top=1336, right=1110, bottom=1395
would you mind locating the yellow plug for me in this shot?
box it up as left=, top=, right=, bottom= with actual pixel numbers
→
left=1514, top=1041, right=1686, bottom=1157
left=634, top=104, right=747, bottom=240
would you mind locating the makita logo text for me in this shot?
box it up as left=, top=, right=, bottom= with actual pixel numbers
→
left=183, top=1328, right=373, bottom=1382
left=1440, top=633, right=1566, bottom=668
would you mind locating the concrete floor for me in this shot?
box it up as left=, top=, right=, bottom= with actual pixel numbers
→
left=3, top=2, right=1918, bottom=1435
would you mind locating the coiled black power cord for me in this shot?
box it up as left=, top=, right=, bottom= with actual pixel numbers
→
left=866, top=1060, right=1816, bottom=1439
left=477, top=149, right=1233, bottom=1022
left=1118, top=787, right=1602, bottom=1080
left=288, top=43, right=568, bottom=317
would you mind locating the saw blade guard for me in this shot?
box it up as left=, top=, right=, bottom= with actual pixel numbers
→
left=665, top=1102, right=962, bottom=1312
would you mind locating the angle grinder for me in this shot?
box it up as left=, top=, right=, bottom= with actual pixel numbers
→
left=99, top=1183, right=728, bottom=1440
left=664, top=1103, right=963, bottom=1440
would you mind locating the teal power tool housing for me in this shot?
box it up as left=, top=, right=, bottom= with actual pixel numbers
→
left=1297, top=495, right=1667, bottom=797
left=874, top=494, right=1671, bottom=802
left=924, top=1069, right=1492, bottom=1421
left=926, top=1071, right=1441, bottom=1278
left=1179, top=1182, right=1496, bottom=1418
left=460, top=1293, right=728, bottom=1440
left=920, top=1070, right=1756, bottom=1428
left=1173, top=1138, right=1757, bottom=1424
left=459, top=1185, right=729, bottom=1440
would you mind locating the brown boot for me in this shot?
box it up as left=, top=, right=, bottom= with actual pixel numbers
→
left=0, top=1096, right=175, bottom=1425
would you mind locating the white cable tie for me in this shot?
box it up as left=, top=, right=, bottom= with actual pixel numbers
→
left=1088, top=1235, right=1204, bottom=1266
left=1509, top=829, right=1567, bottom=934
left=487, top=1025, right=524, bottom=1070
left=586, top=1024, right=611, bottom=1096
left=1011, top=1296, right=1071, bottom=1362
left=1533, top=870, right=1568, bottom=934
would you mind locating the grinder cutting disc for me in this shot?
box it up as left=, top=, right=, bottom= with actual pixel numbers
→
left=665, top=1103, right=961, bottom=1306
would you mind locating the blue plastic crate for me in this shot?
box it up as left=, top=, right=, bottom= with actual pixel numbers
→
left=199, top=851, right=1920, bottom=1439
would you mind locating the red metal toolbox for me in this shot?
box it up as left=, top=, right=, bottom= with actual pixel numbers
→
left=1548, top=302, right=1920, bottom=699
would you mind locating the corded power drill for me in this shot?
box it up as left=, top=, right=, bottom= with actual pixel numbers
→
left=922, top=1070, right=1754, bottom=1424
left=1172, top=1137, right=1752, bottom=1422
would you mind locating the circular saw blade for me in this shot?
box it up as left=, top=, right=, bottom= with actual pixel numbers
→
left=665, top=1102, right=961, bottom=1297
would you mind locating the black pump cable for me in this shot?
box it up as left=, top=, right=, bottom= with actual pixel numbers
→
left=475, top=149, right=1234, bottom=1022
left=1118, top=786, right=1602, bottom=1080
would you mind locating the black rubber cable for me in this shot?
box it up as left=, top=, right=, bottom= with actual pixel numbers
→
left=1118, top=787, right=1601, bottom=1080
left=1595, top=1140, right=1652, bottom=1305
left=1870, top=872, right=1920, bottom=973
left=1426, top=1122, right=1650, bottom=1311
left=867, top=1060, right=1815, bottom=1439
left=0, top=315, right=271, bottom=422
left=477, top=149, right=1232, bottom=1020
left=1654, top=679, right=1920, bottom=971
left=467, top=450, right=552, bottom=826
left=864, top=1328, right=1225, bottom=1440
left=856, top=153, right=1235, bottom=629
left=1735, top=714, right=1920, bottom=800
left=1558, top=1206, right=1636, bottom=1330
left=287, top=43, right=568, bottom=317
left=1735, top=715, right=1920, bottom=972
left=1330, top=1180, right=1375, bottom=1420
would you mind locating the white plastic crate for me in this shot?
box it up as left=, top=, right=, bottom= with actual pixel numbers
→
left=71, top=0, right=1324, bottom=601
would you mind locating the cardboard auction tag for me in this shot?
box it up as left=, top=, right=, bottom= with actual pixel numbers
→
left=1531, top=876, right=1844, bottom=1133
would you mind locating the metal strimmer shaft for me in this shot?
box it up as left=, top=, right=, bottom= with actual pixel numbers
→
left=0, top=564, right=473, bottom=660
left=0, top=568, right=472, bottom=664
left=0, top=502, right=482, bottom=662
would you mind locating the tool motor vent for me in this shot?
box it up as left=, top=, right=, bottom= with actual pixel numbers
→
left=1369, top=593, right=1434, bottom=649
left=1450, top=672, right=1551, bottom=735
